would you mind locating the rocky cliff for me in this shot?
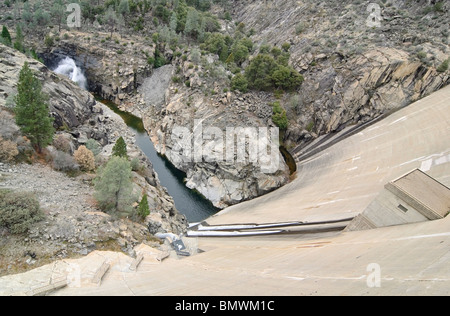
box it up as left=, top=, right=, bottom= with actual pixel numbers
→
left=3, top=0, right=448, bottom=209
left=137, top=64, right=290, bottom=209
left=33, top=33, right=291, bottom=209
left=227, top=0, right=449, bottom=148
left=0, top=43, right=187, bottom=275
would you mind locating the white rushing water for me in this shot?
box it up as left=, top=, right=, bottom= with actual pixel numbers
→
left=53, top=57, right=87, bottom=90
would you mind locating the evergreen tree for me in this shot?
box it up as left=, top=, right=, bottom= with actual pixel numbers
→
left=14, top=25, right=24, bottom=53
left=137, top=194, right=150, bottom=219
left=169, top=12, right=178, bottom=32
left=94, top=156, right=135, bottom=216
left=104, top=6, right=119, bottom=38
left=14, top=62, right=55, bottom=153
left=1, top=26, right=12, bottom=46
left=51, top=0, right=67, bottom=33
left=118, top=0, right=130, bottom=17
left=184, top=7, right=200, bottom=38
left=112, top=136, right=128, bottom=159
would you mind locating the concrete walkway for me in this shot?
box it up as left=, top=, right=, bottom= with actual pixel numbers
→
left=1, top=85, right=449, bottom=296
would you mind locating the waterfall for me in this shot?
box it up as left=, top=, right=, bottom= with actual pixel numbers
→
left=53, top=57, right=87, bottom=90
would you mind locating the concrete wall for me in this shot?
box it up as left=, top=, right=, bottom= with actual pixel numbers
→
left=346, top=170, right=450, bottom=231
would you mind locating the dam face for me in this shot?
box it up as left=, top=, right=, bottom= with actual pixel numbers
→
left=1, top=86, right=449, bottom=296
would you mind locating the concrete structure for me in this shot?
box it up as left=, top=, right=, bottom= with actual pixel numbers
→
left=347, top=169, right=450, bottom=231
left=1, top=85, right=449, bottom=296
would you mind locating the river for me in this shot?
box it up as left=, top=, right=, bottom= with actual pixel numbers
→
left=51, top=57, right=296, bottom=223
left=97, top=98, right=219, bottom=223
left=51, top=56, right=218, bottom=222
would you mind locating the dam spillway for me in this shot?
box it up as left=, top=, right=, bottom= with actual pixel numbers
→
left=1, top=83, right=449, bottom=296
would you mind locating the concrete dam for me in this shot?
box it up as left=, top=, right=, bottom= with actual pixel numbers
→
left=1, top=85, right=449, bottom=296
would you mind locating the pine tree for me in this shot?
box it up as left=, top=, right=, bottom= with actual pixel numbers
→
left=104, top=6, right=119, bottom=38
left=1, top=26, right=12, bottom=46
left=184, top=7, right=200, bottom=38
left=137, top=194, right=150, bottom=219
left=14, top=25, right=24, bottom=53
left=51, top=0, right=66, bottom=33
left=14, top=62, right=55, bottom=153
left=94, top=156, right=135, bottom=216
left=112, top=136, right=128, bottom=159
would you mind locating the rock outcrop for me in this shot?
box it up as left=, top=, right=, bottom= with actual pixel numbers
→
left=0, top=43, right=187, bottom=275
left=136, top=65, right=290, bottom=209
left=286, top=48, right=449, bottom=147
left=227, top=0, right=449, bottom=148
left=37, top=31, right=155, bottom=105
left=11, top=0, right=448, bottom=208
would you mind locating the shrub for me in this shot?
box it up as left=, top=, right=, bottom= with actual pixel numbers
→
left=230, top=43, right=250, bottom=66
left=434, top=2, right=445, bottom=12
left=231, top=73, right=248, bottom=93
left=0, top=189, right=44, bottom=234
left=271, top=101, right=289, bottom=130
left=53, top=134, right=72, bottom=153
left=44, top=35, right=54, bottom=48
left=417, top=51, right=427, bottom=60
left=74, top=145, right=96, bottom=172
left=52, top=150, right=79, bottom=172
left=86, top=139, right=102, bottom=156
left=271, top=65, right=304, bottom=91
left=0, top=137, right=19, bottom=162
left=245, top=54, right=279, bottom=91
left=295, top=22, right=307, bottom=35
left=130, top=157, right=142, bottom=172
left=244, top=49, right=304, bottom=92
left=437, top=58, right=449, bottom=73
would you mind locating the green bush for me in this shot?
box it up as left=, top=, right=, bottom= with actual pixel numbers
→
left=434, top=2, right=445, bottom=13
left=0, top=189, right=44, bottom=234
left=437, top=58, right=449, bottom=73
left=245, top=54, right=279, bottom=91
left=244, top=53, right=304, bottom=92
left=271, top=65, right=304, bottom=91
left=231, top=73, right=248, bottom=93
left=271, top=101, right=288, bottom=130
left=86, top=139, right=102, bottom=156
left=44, top=35, right=54, bottom=48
